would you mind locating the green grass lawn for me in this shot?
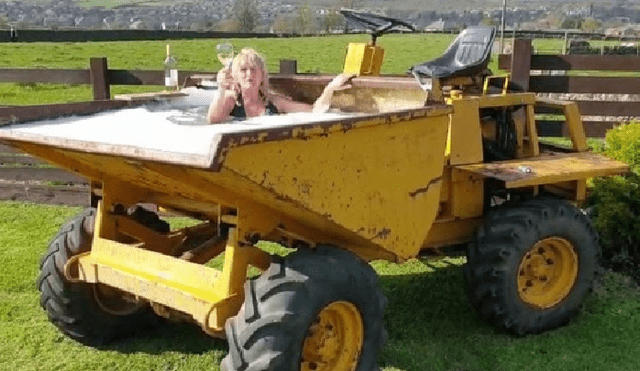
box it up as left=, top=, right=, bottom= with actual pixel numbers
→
left=1, top=34, right=639, bottom=370
left=1, top=201, right=638, bottom=371
left=0, top=34, right=459, bottom=104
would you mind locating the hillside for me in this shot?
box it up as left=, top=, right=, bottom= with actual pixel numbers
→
left=1, top=0, right=639, bottom=32
left=5, top=0, right=635, bottom=12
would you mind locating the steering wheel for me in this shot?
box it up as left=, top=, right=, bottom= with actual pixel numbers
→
left=340, top=9, right=416, bottom=44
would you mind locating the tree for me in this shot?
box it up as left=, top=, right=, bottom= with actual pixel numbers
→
left=339, top=0, right=366, bottom=9
left=234, top=0, right=258, bottom=32
left=217, top=19, right=241, bottom=32
left=542, top=13, right=563, bottom=30
left=322, top=10, right=343, bottom=33
left=582, top=17, right=601, bottom=33
left=0, top=14, right=8, bottom=29
left=561, top=16, right=583, bottom=30
left=272, top=15, right=296, bottom=34
left=295, top=3, right=316, bottom=35
left=480, top=16, right=498, bottom=27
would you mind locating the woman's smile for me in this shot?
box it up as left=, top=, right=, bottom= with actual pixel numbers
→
left=238, top=64, right=262, bottom=90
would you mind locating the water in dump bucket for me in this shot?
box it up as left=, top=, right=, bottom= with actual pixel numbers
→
left=6, top=86, right=355, bottom=156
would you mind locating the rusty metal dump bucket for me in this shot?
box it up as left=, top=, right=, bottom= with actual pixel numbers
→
left=0, top=86, right=451, bottom=262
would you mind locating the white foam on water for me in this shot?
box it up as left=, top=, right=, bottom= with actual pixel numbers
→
left=4, top=86, right=357, bottom=157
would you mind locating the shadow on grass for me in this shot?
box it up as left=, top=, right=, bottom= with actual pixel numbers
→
left=100, top=319, right=228, bottom=356
left=79, top=258, right=639, bottom=371
left=96, top=259, right=491, bottom=369
left=376, top=259, right=501, bottom=371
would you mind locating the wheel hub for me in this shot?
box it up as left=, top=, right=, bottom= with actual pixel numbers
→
left=301, top=301, right=363, bottom=371
left=518, top=237, right=579, bottom=309
left=93, top=283, right=142, bottom=316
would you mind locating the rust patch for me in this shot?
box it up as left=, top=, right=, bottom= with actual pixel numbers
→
left=409, top=177, right=442, bottom=198
left=471, top=164, right=535, bottom=182
left=372, top=228, right=391, bottom=240
left=208, top=105, right=451, bottom=171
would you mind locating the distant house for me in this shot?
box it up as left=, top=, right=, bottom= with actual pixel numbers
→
left=605, top=25, right=640, bottom=37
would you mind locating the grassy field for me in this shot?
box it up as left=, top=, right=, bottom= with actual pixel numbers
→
left=0, top=34, right=458, bottom=104
left=2, top=34, right=634, bottom=105
left=0, top=201, right=639, bottom=371
left=1, top=34, right=639, bottom=370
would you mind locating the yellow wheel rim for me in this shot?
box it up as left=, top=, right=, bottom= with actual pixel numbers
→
left=518, top=237, right=579, bottom=309
left=301, top=301, right=364, bottom=371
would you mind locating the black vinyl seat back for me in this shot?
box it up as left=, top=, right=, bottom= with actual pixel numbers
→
left=410, top=26, right=496, bottom=79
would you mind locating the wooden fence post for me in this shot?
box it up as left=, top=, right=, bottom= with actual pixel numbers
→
left=510, top=39, right=532, bottom=92
left=90, top=57, right=110, bottom=100
left=279, top=59, right=297, bottom=74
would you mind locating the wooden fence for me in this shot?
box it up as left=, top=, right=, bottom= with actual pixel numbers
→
left=0, top=58, right=299, bottom=206
left=0, top=143, right=90, bottom=205
left=3, top=42, right=640, bottom=205
left=499, top=38, right=640, bottom=138
left=0, top=57, right=199, bottom=206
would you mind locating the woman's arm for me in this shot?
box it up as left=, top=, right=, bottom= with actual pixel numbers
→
left=271, top=94, right=313, bottom=113
left=312, top=73, right=355, bottom=113
left=272, top=73, right=355, bottom=115
left=207, top=68, right=238, bottom=124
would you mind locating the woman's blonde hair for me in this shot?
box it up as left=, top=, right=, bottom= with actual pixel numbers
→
left=231, top=48, right=270, bottom=103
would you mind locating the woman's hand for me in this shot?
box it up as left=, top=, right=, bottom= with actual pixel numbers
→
left=209, top=67, right=238, bottom=124
left=325, top=73, right=355, bottom=93
left=312, top=73, right=355, bottom=113
left=216, top=67, right=235, bottom=91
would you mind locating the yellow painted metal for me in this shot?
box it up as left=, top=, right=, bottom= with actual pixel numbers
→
left=525, top=104, right=540, bottom=157
left=451, top=168, right=484, bottom=219
left=475, top=92, right=537, bottom=108
left=343, top=43, right=385, bottom=76
left=223, top=110, right=450, bottom=260
left=518, top=237, right=579, bottom=309
left=455, top=151, right=630, bottom=189
left=536, top=98, right=588, bottom=152
left=215, top=227, right=252, bottom=299
left=114, top=214, right=183, bottom=254
left=64, top=200, right=268, bottom=335
left=422, top=217, right=483, bottom=249
left=73, top=237, right=226, bottom=326
left=483, top=75, right=510, bottom=96
left=301, top=301, right=363, bottom=371
left=447, top=97, right=484, bottom=165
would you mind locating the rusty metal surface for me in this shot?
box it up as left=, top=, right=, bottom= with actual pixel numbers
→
left=210, top=106, right=450, bottom=171
left=0, top=105, right=451, bottom=171
left=455, top=151, right=629, bottom=188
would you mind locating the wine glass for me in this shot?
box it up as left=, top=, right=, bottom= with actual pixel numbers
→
left=216, top=41, right=234, bottom=68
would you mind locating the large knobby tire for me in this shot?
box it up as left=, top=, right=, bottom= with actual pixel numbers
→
left=464, top=198, right=600, bottom=335
left=221, top=246, right=387, bottom=371
left=37, top=208, right=159, bottom=346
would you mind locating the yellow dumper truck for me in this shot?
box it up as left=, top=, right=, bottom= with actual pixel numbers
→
left=0, top=12, right=629, bottom=371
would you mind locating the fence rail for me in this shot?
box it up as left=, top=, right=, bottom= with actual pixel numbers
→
left=499, top=39, right=640, bottom=137
left=3, top=43, right=640, bottom=205
left=0, top=144, right=89, bottom=205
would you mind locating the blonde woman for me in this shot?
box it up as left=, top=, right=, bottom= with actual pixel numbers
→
left=207, top=48, right=353, bottom=124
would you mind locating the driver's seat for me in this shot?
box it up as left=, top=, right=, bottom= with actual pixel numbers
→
left=410, top=26, right=496, bottom=80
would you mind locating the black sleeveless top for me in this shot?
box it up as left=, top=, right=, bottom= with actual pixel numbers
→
left=231, top=95, right=279, bottom=119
